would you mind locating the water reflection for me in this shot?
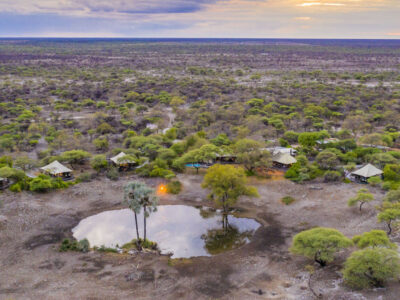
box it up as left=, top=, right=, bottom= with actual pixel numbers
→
left=72, top=205, right=260, bottom=258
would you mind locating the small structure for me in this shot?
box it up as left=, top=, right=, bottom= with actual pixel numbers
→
left=350, top=163, right=383, bottom=183
left=266, top=147, right=297, bottom=156
left=214, top=154, right=237, bottom=164
left=0, top=177, right=10, bottom=190
left=110, top=152, right=136, bottom=171
left=40, top=160, right=73, bottom=180
left=272, top=153, right=297, bottom=168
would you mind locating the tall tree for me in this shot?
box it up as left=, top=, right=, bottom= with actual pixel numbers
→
left=123, top=181, right=158, bottom=249
left=234, top=139, right=271, bottom=173
left=202, top=164, right=259, bottom=214
left=343, top=248, right=400, bottom=289
left=290, top=227, right=353, bottom=267
left=348, top=188, right=374, bottom=212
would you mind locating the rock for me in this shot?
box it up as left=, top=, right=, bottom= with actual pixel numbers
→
left=283, top=281, right=292, bottom=288
left=0, top=215, right=8, bottom=226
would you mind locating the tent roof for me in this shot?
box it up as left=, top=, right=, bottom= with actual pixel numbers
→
left=351, top=163, right=383, bottom=178
left=110, top=152, right=135, bottom=164
left=40, top=160, right=72, bottom=175
left=273, top=153, right=297, bottom=165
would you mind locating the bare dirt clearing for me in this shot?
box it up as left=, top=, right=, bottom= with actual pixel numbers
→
left=0, top=174, right=398, bottom=299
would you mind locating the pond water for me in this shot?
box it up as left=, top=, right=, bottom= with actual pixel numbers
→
left=72, top=205, right=261, bottom=258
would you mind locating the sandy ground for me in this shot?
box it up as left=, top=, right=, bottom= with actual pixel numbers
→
left=0, top=172, right=399, bottom=300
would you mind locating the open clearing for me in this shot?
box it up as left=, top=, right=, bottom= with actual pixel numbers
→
left=1, top=173, right=397, bottom=300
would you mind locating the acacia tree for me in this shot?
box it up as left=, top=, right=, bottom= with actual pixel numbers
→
left=352, top=230, right=396, bottom=249
left=202, top=164, right=258, bottom=224
left=343, top=248, right=400, bottom=289
left=234, top=139, right=271, bottom=173
left=123, top=181, right=158, bottom=248
left=378, top=208, right=400, bottom=235
left=290, top=227, right=353, bottom=267
left=348, top=188, right=374, bottom=212
left=174, top=144, right=221, bottom=173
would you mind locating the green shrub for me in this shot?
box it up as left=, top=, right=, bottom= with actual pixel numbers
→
left=281, top=196, right=295, bottom=205
left=59, top=238, right=90, bottom=252
left=106, top=167, right=119, bottom=181
left=122, top=238, right=158, bottom=251
left=96, top=245, right=118, bottom=253
left=368, top=176, right=382, bottom=187
left=9, top=182, right=22, bottom=193
left=77, top=172, right=92, bottom=183
left=78, top=238, right=90, bottom=253
left=166, top=181, right=182, bottom=194
left=324, top=171, right=342, bottom=182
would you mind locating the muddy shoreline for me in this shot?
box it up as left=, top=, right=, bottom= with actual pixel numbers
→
left=1, top=173, right=399, bottom=299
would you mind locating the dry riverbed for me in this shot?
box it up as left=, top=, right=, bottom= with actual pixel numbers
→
left=0, top=173, right=399, bottom=300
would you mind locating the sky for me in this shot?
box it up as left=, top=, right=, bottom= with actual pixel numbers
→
left=0, top=0, right=399, bottom=38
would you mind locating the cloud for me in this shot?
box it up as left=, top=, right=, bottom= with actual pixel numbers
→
left=297, top=2, right=345, bottom=7
left=0, top=0, right=222, bottom=16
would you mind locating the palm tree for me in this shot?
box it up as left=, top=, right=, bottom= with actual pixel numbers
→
left=123, top=181, right=158, bottom=249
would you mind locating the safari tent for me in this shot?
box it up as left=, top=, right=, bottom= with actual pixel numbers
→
left=272, top=152, right=297, bottom=168
left=350, top=163, right=383, bottom=183
left=110, top=152, right=136, bottom=171
left=40, top=160, right=73, bottom=180
left=0, top=177, right=10, bottom=190
left=214, top=154, right=237, bottom=164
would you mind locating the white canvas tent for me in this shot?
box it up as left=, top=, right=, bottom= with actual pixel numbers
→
left=351, top=163, right=383, bottom=182
left=40, top=160, right=73, bottom=177
left=110, top=152, right=136, bottom=170
left=272, top=153, right=297, bottom=167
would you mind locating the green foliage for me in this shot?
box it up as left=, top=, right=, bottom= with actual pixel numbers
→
left=77, top=172, right=93, bottom=182
left=290, top=227, right=353, bottom=266
left=348, top=188, right=374, bottom=211
left=352, top=230, right=396, bottom=249
left=202, top=164, right=259, bottom=212
left=0, top=156, right=13, bottom=168
left=59, top=238, right=90, bottom=252
left=211, top=134, right=231, bottom=146
left=166, top=180, right=182, bottom=194
left=91, top=154, right=108, bottom=172
left=383, top=189, right=400, bottom=203
left=106, top=167, right=119, bottom=180
left=234, top=139, right=271, bottom=172
left=378, top=208, right=400, bottom=234
left=281, top=196, right=295, bottom=205
left=323, top=170, right=342, bottom=182
left=316, top=150, right=338, bottom=170
left=93, top=137, right=109, bottom=151
left=59, top=150, right=91, bottom=165
left=384, top=164, right=400, bottom=182
left=29, top=175, right=53, bottom=192
left=367, top=176, right=382, bottom=187
left=343, top=248, right=400, bottom=289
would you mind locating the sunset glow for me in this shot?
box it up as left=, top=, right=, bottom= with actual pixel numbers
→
left=0, top=0, right=398, bottom=38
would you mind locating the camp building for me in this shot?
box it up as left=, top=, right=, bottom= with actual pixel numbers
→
left=0, top=177, right=10, bottom=190
left=110, top=152, right=136, bottom=171
left=272, top=152, right=297, bottom=168
left=350, top=163, right=383, bottom=183
left=40, top=160, right=73, bottom=180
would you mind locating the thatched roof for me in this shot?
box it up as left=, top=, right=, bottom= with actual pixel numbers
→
left=110, top=152, right=135, bottom=165
left=273, top=153, right=297, bottom=165
left=40, top=160, right=72, bottom=175
left=351, top=163, right=383, bottom=178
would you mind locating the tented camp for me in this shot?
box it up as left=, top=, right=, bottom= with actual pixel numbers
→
left=272, top=153, right=297, bottom=168
left=110, top=152, right=136, bottom=171
left=214, top=154, right=237, bottom=164
left=40, top=160, right=73, bottom=180
left=350, top=163, right=383, bottom=183
left=265, top=147, right=297, bottom=156
left=0, top=177, right=10, bottom=190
